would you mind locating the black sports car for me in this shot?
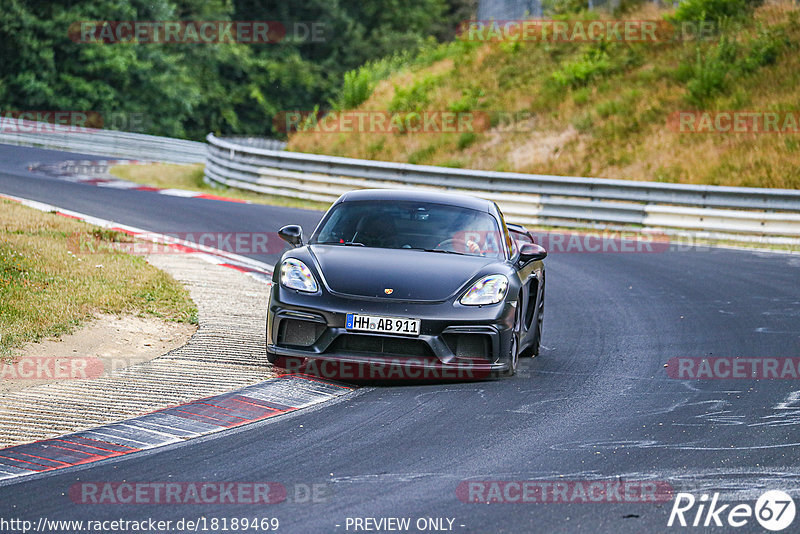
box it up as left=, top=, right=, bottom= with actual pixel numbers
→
left=266, top=189, right=546, bottom=379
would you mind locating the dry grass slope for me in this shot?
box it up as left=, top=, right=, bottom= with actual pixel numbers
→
left=288, top=1, right=800, bottom=189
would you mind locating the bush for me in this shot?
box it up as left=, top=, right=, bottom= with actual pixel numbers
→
left=680, top=28, right=784, bottom=106
left=329, top=36, right=482, bottom=112
left=550, top=39, right=642, bottom=90
left=388, top=75, right=439, bottom=112
left=339, top=70, right=374, bottom=110
left=595, top=99, right=624, bottom=119
left=683, top=35, right=738, bottom=106
left=551, top=46, right=615, bottom=88
left=448, top=86, right=485, bottom=113
left=408, top=145, right=437, bottom=164
left=613, top=0, right=649, bottom=17
left=457, top=132, right=478, bottom=150
left=671, top=0, right=760, bottom=24
left=543, top=0, right=590, bottom=16
left=331, top=52, right=414, bottom=110
left=740, top=27, right=784, bottom=73
left=572, top=112, right=594, bottom=133
left=440, top=159, right=464, bottom=168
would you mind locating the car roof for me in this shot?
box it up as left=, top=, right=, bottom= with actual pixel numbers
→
left=338, top=189, right=493, bottom=212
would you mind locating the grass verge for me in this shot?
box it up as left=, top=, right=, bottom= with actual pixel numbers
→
left=109, top=163, right=329, bottom=211
left=0, top=199, right=197, bottom=358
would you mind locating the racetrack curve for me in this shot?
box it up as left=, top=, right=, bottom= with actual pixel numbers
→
left=1, top=144, right=799, bottom=533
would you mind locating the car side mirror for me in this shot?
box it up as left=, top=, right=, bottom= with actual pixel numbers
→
left=519, top=243, right=547, bottom=262
left=278, top=225, right=303, bottom=247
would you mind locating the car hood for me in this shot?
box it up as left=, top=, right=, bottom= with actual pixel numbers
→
left=308, top=245, right=501, bottom=301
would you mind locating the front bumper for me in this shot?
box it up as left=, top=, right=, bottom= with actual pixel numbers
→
left=266, top=284, right=516, bottom=377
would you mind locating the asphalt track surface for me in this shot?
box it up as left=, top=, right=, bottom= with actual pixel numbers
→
left=1, top=143, right=799, bottom=533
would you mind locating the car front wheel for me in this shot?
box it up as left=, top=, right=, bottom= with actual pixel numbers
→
left=499, top=298, right=522, bottom=377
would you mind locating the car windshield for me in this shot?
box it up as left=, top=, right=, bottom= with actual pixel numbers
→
left=310, top=200, right=505, bottom=259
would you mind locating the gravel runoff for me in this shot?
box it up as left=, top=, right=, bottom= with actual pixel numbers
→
left=0, top=253, right=274, bottom=448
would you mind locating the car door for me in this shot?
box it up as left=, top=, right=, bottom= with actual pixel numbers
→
left=508, top=226, right=543, bottom=345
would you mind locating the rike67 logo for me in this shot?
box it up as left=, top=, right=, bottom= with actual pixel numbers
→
left=668, top=490, right=796, bottom=531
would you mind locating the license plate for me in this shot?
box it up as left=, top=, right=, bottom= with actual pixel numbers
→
left=345, top=314, right=420, bottom=336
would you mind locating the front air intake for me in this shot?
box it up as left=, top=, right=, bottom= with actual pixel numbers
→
left=443, top=333, right=491, bottom=361
left=277, top=319, right=325, bottom=347
left=330, top=334, right=436, bottom=358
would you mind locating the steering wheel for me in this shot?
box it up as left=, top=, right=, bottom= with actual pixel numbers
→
left=434, top=237, right=469, bottom=252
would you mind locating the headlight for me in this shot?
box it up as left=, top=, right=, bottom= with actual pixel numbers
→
left=280, top=258, right=319, bottom=293
left=460, top=274, right=508, bottom=305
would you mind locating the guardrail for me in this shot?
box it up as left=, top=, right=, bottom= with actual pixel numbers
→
left=0, top=120, right=207, bottom=164
left=205, top=134, right=800, bottom=243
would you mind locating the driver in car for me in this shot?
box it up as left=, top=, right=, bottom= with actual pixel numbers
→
left=459, top=229, right=500, bottom=256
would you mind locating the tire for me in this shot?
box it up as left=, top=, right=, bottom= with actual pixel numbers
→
left=499, top=297, right=522, bottom=377
left=521, top=272, right=545, bottom=358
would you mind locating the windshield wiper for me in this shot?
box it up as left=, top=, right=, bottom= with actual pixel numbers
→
left=401, top=246, right=468, bottom=255
left=421, top=248, right=468, bottom=255
left=316, top=241, right=365, bottom=247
